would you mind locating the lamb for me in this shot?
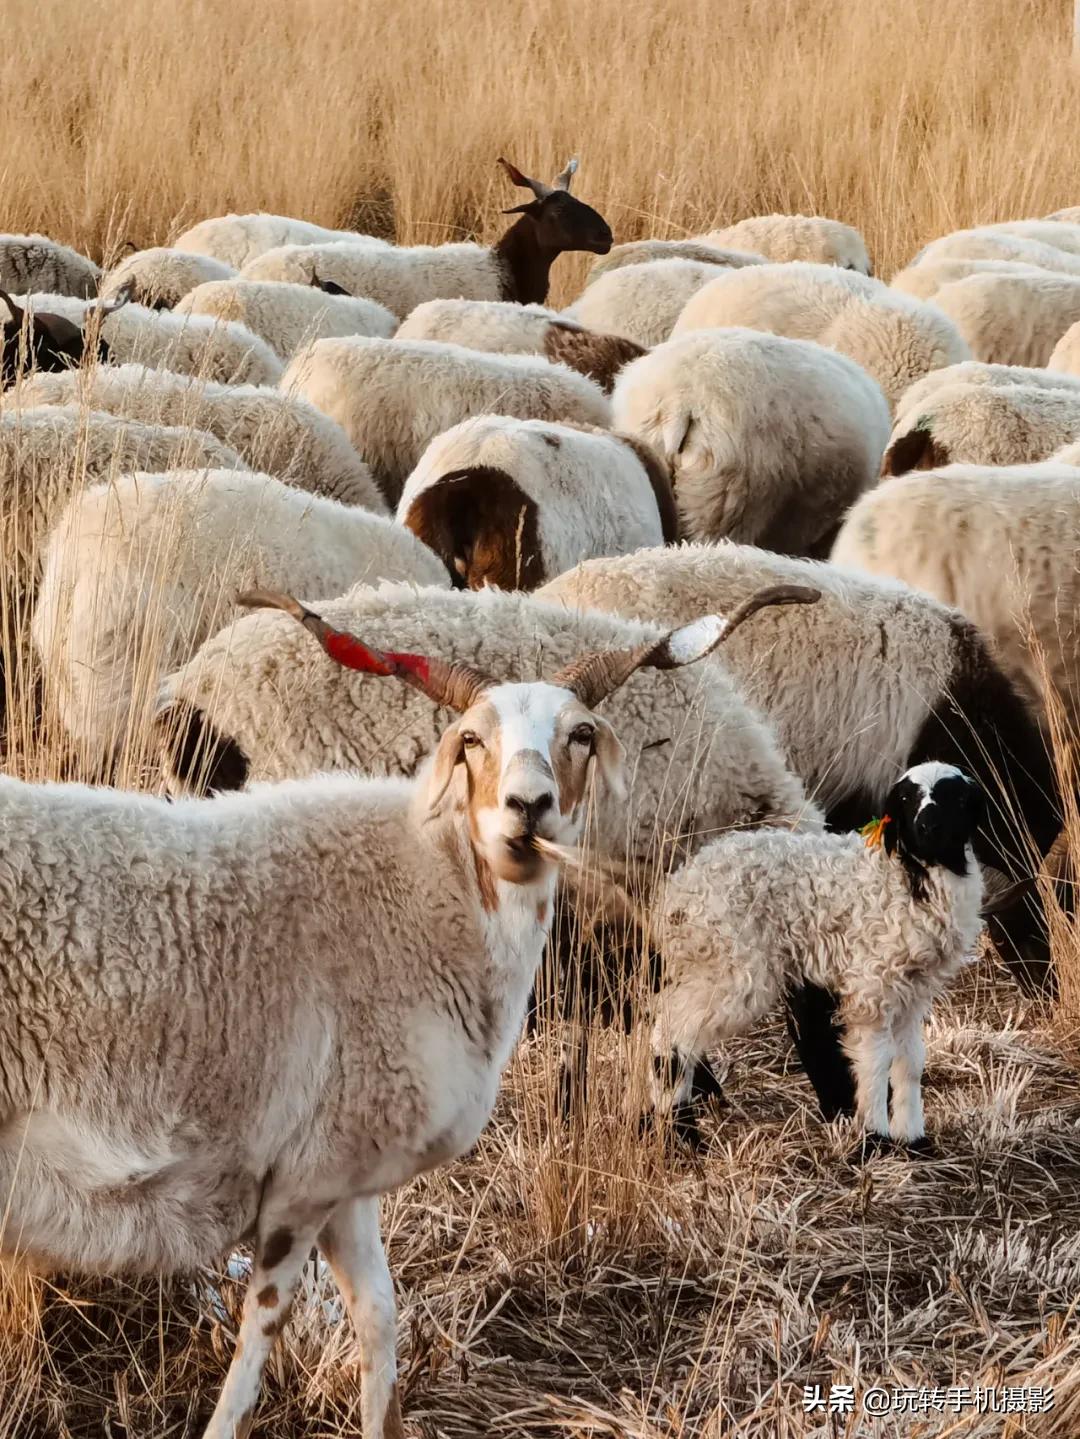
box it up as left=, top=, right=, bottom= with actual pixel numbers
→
left=611, top=328, right=890, bottom=554
left=17, top=364, right=386, bottom=511
left=880, top=381, right=1080, bottom=474
left=894, top=360, right=1080, bottom=426
left=397, top=416, right=676, bottom=590
left=697, top=214, right=871, bottom=273
left=0, top=233, right=100, bottom=297
left=889, top=259, right=1048, bottom=303
left=33, top=468, right=448, bottom=764
left=241, top=158, right=612, bottom=314
left=1, top=288, right=131, bottom=388
left=98, top=248, right=238, bottom=309
left=0, top=587, right=745, bottom=1439
left=585, top=239, right=765, bottom=284
left=540, top=541, right=1063, bottom=1099
left=281, top=336, right=612, bottom=505
left=671, top=262, right=970, bottom=410
left=171, top=212, right=379, bottom=269
left=928, top=270, right=1080, bottom=367
left=13, top=292, right=284, bottom=386
left=646, top=764, right=987, bottom=1150
left=176, top=279, right=397, bottom=360
left=565, top=258, right=726, bottom=349
left=394, top=299, right=645, bottom=393
left=832, top=462, right=1080, bottom=734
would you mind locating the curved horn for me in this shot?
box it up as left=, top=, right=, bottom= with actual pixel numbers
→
left=552, top=156, right=578, bottom=191
left=497, top=157, right=552, bottom=202
left=235, top=589, right=496, bottom=713
left=95, top=281, right=134, bottom=318
left=0, top=288, right=24, bottom=326
left=553, top=583, right=820, bottom=708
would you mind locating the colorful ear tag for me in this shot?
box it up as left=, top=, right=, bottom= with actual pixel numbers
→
left=860, top=815, right=892, bottom=850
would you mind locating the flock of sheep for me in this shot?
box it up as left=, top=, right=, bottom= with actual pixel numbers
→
left=0, top=156, right=1077, bottom=1437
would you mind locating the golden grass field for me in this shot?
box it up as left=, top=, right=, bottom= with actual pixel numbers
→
left=1, top=0, right=1080, bottom=1434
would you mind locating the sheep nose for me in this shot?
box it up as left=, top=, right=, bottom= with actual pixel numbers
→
left=505, top=791, right=554, bottom=832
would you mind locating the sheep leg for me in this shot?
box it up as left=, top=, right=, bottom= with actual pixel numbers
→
left=318, top=1197, right=404, bottom=1439
left=889, top=1010, right=932, bottom=1151
left=203, top=1207, right=329, bottom=1439
left=784, top=981, right=857, bottom=1120
left=844, top=1023, right=893, bottom=1144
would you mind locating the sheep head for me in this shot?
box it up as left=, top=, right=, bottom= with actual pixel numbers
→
left=497, top=156, right=612, bottom=257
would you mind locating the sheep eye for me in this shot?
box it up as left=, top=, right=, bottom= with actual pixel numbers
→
left=461, top=731, right=482, bottom=750
left=570, top=725, right=595, bottom=747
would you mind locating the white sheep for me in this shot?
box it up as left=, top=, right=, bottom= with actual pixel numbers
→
left=33, top=468, right=448, bottom=762
left=645, top=764, right=986, bottom=1149
left=698, top=214, right=871, bottom=273
left=566, top=258, right=725, bottom=349
left=540, top=540, right=1063, bottom=1011
left=586, top=239, right=765, bottom=284
left=671, top=262, right=969, bottom=410
left=895, top=360, right=1080, bottom=425
left=910, top=228, right=1080, bottom=276
left=241, top=158, right=612, bottom=314
left=281, top=335, right=612, bottom=505
left=0, top=233, right=100, bottom=297
left=171, top=212, right=379, bottom=269
left=397, top=416, right=676, bottom=590
left=18, top=363, right=386, bottom=511
left=612, top=328, right=890, bottom=554
left=969, top=219, right=1080, bottom=257
left=832, top=462, right=1080, bottom=730
left=0, top=589, right=743, bottom=1438
left=15, top=292, right=283, bottom=387
left=928, top=270, right=1080, bottom=367
left=176, top=279, right=397, bottom=360
left=1046, top=318, right=1080, bottom=377
left=394, top=298, right=645, bottom=393
left=880, top=381, right=1080, bottom=474
left=889, top=258, right=1049, bottom=302
left=98, top=248, right=238, bottom=309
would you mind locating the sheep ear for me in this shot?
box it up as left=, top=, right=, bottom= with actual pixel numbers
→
left=590, top=717, right=626, bottom=802
left=427, top=721, right=466, bottom=813
left=502, top=201, right=543, bottom=218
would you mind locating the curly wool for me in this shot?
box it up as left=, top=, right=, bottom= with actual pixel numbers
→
left=894, top=361, right=1080, bottom=427
left=929, top=270, right=1080, bottom=368
left=889, top=258, right=1048, bottom=303
left=881, top=381, right=1080, bottom=473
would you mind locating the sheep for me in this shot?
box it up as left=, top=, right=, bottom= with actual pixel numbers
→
left=98, top=248, right=238, bottom=309
left=0, top=233, right=100, bottom=297
left=1046, top=206, right=1080, bottom=223
left=968, top=219, right=1080, bottom=258
left=927, top=270, right=1080, bottom=367
left=671, top=262, right=969, bottom=410
left=910, top=229, right=1080, bottom=277
left=565, top=258, right=725, bottom=349
left=880, top=381, right=1080, bottom=474
left=1052, top=440, right=1080, bottom=463
left=241, top=158, right=612, bottom=314
left=397, top=416, right=677, bottom=590
left=394, top=299, right=645, bottom=393
left=1, top=288, right=131, bottom=388
left=14, top=291, right=283, bottom=387
left=176, top=279, right=397, bottom=360
left=0, top=585, right=750, bottom=1439
left=698, top=214, right=872, bottom=273
left=832, top=462, right=1080, bottom=735
left=17, top=364, right=387, bottom=512
left=586, top=239, right=765, bottom=283
left=540, top=538, right=1061, bottom=1017
left=645, top=764, right=988, bottom=1151
left=171, top=212, right=379, bottom=269
left=281, top=336, right=612, bottom=505
left=1046, top=318, right=1080, bottom=377
left=895, top=360, right=1080, bottom=426
left=889, top=259, right=1049, bottom=303
left=611, top=328, right=890, bottom=555
left=33, top=468, right=448, bottom=763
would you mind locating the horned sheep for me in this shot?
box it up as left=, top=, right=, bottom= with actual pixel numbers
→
left=281, top=335, right=612, bottom=506
left=394, top=299, right=645, bottom=393
left=241, top=158, right=612, bottom=315
left=881, top=381, right=1080, bottom=474
left=176, top=279, right=397, bottom=360
left=33, top=469, right=448, bottom=764
left=566, top=258, right=726, bottom=349
left=18, top=363, right=386, bottom=512
left=98, top=247, right=238, bottom=310
left=397, top=416, right=677, bottom=590
left=0, top=288, right=130, bottom=388
left=611, top=328, right=890, bottom=554
left=698, top=213, right=871, bottom=273
left=671, top=262, right=970, bottom=410
left=928, top=270, right=1080, bottom=367
left=0, top=233, right=100, bottom=298
left=0, top=586, right=755, bottom=1439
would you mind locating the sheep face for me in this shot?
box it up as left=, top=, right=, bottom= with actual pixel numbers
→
left=0, top=288, right=131, bottom=388
left=883, top=762, right=985, bottom=884
left=499, top=157, right=613, bottom=257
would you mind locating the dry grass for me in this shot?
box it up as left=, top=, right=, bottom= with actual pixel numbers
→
left=3, top=0, right=1080, bottom=301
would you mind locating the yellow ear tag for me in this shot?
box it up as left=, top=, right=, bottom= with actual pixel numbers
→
left=860, top=814, right=891, bottom=850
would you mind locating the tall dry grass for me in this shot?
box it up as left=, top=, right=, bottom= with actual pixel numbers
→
left=3, top=0, right=1080, bottom=300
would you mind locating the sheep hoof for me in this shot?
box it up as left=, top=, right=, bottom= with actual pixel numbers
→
left=848, top=1131, right=895, bottom=1163
left=899, top=1135, right=936, bottom=1159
